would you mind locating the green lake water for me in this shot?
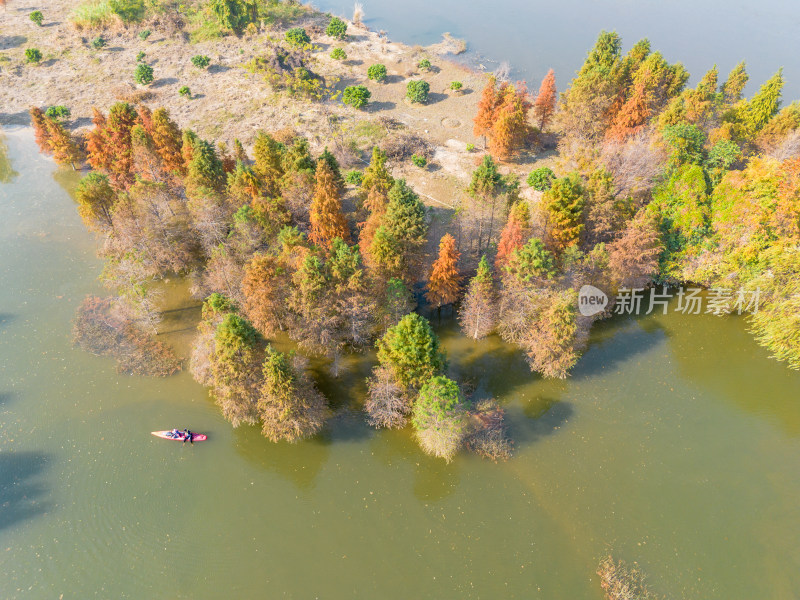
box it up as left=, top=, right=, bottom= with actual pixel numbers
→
left=2, top=127, right=800, bottom=598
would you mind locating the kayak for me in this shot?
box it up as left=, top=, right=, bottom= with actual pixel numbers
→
left=151, top=430, right=208, bottom=442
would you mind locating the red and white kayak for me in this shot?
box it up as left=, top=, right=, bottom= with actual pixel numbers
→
left=151, top=430, right=208, bottom=442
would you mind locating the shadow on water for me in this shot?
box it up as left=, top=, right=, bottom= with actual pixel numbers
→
left=509, top=399, right=574, bottom=450
left=0, top=451, right=52, bottom=531
left=233, top=425, right=330, bottom=494
left=413, top=455, right=460, bottom=502
left=572, top=317, right=668, bottom=380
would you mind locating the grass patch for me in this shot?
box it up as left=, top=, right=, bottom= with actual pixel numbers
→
left=259, top=1, right=307, bottom=27
left=71, top=1, right=120, bottom=30
left=70, top=0, right=149, bottom=30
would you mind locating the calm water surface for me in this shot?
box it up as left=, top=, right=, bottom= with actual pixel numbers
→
left=2, top=127, right=800, bottom=598
left=313, top=0, right=800, bottom=99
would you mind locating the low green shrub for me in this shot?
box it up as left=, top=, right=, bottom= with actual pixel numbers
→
left=450, top=81, right=463, bottom=91
left=367, top=63, right=387, bottom=83
left=406, top=79, right=429, bottom=104
left=134, top=62, right=154, bottom=85
left=342, top=85, right=371, bottom=109
left=325, top=16, right=347, bottom=39
left=285, top=27, right=310, bottom=48
left=330, top=47, right=346, bottom=60
left=45, top=106, right=71, bottom=120
left=25, top=48, right=42, bottom=64
left=418, top=58, right=432, bottom=71
left=466, top=143, right=475, bottom=152
left=527, top=166, right=556, bottom=191
left=29, top=11, right=44, bottom=26
left=136, top=51, right=145, bottom=62
left=411, top=154, right=427, bottom=168
left=179, top=86, right=191, bottom=98
left=138, top=29, right=151, bottom=40
left=91, top=36, right=106, bottom=49
left=191, top=55, right=211, bottom=69
left=344, top=169, right=363, bottom=185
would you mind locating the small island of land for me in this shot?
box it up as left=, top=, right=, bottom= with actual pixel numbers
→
left=3, top=0, right=799, bottom=474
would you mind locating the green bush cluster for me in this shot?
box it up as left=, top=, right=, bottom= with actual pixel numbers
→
left=138, top=29, right=151, bottom=40
left=527, top=166, right=556, bottom=191
left=325, top=16, right=347, bottom=39
left=91, top=36, right=106, bottom=49
left=29, top=11, right=44, bottom=26
left=45, top=106, right=71, bottom=120
left=342, top=85, right=371, bottom=109
left=191, top=55, right=211, bottom=69
left=344, top=169, right=363, bottom=185
left=136, top=51, right=146, bottom=62
left=208, top=0, right=258, bottom=33
left=134, top=62, right=154, bottom=85
left=406, top=80, right=429, bottom=104
left=411, top=154, right=427, bottom=168
left=450, top=81, right=463, bottom=91
left=330, top=47, right=346, bottom=60
left=466, top=143, right=475, bottom=152
left=179, top=86, right=191, bottom=98
left=367, top=64, right=387, bottom=83
left=417, top=58, right=432, bottom=71
left=25, top=48, right=42, bottom=64
left=285, top=27, right=310, bottom=48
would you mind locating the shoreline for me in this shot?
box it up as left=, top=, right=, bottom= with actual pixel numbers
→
left=1, top=1, right=548, bottom=211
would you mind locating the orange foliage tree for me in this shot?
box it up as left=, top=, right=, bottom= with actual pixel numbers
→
left=477, top=81, right=532, bottom=159
left=29, top=107, right=50, bottom=152
left=495, top=201, right=531, bottom=269
left=426, top=233, right=461, bottom=308
left=533, top=69, right=557, bottom=130
left=242, top=254, right=290, bottom=336
left=86, top=107, right=109, bottom=171
left=605, top=81, right=651, bottom=142
left=473, top=76, right=500, bottom=142
left=309, top=158, right=350, bottom=248
left=44, top=118, right=82, bottom=169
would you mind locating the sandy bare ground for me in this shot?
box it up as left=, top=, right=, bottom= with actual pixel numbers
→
left=0, top=1, right=551, bottom=209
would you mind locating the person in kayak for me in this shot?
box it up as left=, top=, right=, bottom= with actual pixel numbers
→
left=183, top=428, right=194, bottom=444
left=170, top=428, right=181, bottom=438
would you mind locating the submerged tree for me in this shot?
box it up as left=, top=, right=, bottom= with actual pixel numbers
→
left=211, top=312, right=263, bottom=427
left=258, top=346, right=329, bottom=442
left=412, top=375, right=467, bottom=462
left=376, top=312, right=445, bottom=389
left=365, top=365, right=410, bottom=429
left=75, top=172, right=116, bottom=230
left=459, top=255, right=496, bottom=340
